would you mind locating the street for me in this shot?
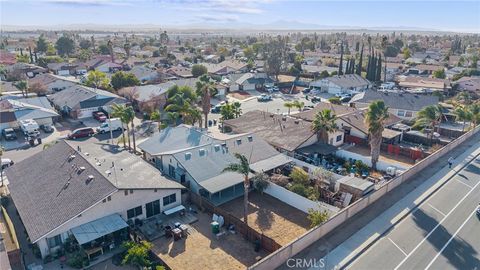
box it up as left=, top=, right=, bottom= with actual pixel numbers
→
left=348, top=156, right=480, bottom=270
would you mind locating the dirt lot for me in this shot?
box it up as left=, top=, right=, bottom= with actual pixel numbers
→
left=348, top=145, right=415, bottom=167
left=222, top=192, right=310, bottom=246
left=151, top=211, right=267, bottom=270
left=228, top=91, right=251, bottom=100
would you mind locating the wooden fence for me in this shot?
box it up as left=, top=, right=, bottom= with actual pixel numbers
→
left=189, top=192, right=282, bottom=253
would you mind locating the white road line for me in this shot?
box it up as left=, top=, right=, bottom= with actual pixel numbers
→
left=428, top=203, right=446, bottom=217
left=455, top=178, right=474, bottom=189
left=425, top=209, right=477, bottom=270
left=388, top=237, right=408, bottom=257
left=393, top=178, right=480, bottom=270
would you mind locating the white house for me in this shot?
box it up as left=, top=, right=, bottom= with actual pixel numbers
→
left=28, top=73, right=79, bottom=94
left=310, top=74, right=372, bottom=95
left=5, top=140, right=184, bottom=259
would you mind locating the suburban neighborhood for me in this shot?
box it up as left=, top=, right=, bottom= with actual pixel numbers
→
left=1, top=1, right=480, bottom=270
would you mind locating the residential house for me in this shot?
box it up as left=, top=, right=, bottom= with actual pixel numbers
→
left=5, top=140, right=184, bottom=259
left=201, top=60, right=249, bottom=76
left=5, top=63, right=46, bottom=78
left=455, top=77, right=480, bottom=94
left=0, top=96, right=59, bottom=133
left=47, top=62, right=79, bottom=76
left=127, top=65, right=160, bottom=83
left=228, top=72, right=273, bottom=92
left=138, top=125, right=291, bottom=205
left=301, top=65, right=337, bottom=77
left=310, top=74, right=372, bottom=95
left=396, top=75, right=451, bottom=92
left=350, top=90, right=440, bottom=121
left=96, top=62, right=123, bottom=73
left=48, top=85, right=127, bottom=119
left=166, top=66, right=193, bottom=79
left=28, top=73, right=79, bottom=93
left=409, top=64, right=444, bottom=75
left=0, top=50, right=16, bottom=65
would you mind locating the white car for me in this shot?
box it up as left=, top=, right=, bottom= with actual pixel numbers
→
left=1, top=158, right=14, bottom=170
left=257, top=94, right=272, bottom=102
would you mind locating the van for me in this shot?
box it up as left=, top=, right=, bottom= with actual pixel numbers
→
left=96, top=118, right=123, bottom=133
left=68, top=127, right=95, bottom=139
left=19, top=119, right=40, bottom=136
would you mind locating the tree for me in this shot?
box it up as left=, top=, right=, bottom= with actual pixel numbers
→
left=402, top=47, right=411, bottom=59
left=243, top=47, right=255, bottom=60
left=107, top=40, right=114, bottom=62
left=77, top=49, right=92, bottom=61
left=46, top=44, right=57, bottom=56
left=29, top=82, right=48, bottom=96
left=311, top=109, right=338, bottom=144
left=384, top=45, right=400, bottom=57
left=307, top=208, right=329, bottom=228
left=223, top=153, right=251, bottom=224
left=191, top=64, right=208, bottom=77
left=454, top=106, right=471, bottom=132
left=122, top=241, right=152, bottom=268
left=36, top=34, right=48, bottom=53
left=111, top=104, right=128, bottom=149
left=413, top=105, right=444, bottom=140
left=16, top=54, right=30, bottom=63
left=111, top=71, right=140, bottom=90
left=55, top=35, right=75, bottom=56
left=14, top=80, right=28, bottom=97
left=320, top=70, right=330, bottom=78
left=220, top=102, right=242, bottom=121
left=338, top=41, right=344, bottom=75
left=328, top=97, right=341, bottom=105
left=195, top=75, right=215, bottom=128
left=125, top=106, right=137, bottom=153
left=433, top=69, right=446, bottom=79
left=292, top=100, right=304, bottom=112
left=283, top=101, right=294, bottom=115
left=79, top=39, right=91, bottom=50
left=98, top=44, right=110, bottom=55
left=289, top=166, right=309, bottom=185
left=365, top=100, right=389, bottom=170
left=356, top=43, right=364, bottom=76
left=264, top=36, right=288, bottom=80
left=85, top=70, right=110, bottom=90
left=468, top=103, right=480, bottom=127
left=150, top=110, right=162, bottom=131
left=252, top=172, right=270, bottom=194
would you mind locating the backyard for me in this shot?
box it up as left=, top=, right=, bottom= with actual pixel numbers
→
left=221, top=192, right=310, bottom=246
left=151, top=211, right=267, bottom=270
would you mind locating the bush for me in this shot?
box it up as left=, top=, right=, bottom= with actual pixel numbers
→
left=191, top=64, right=208, bottom=77
left=122, top=241, right=153, bottom=267
left=66, top=252, right=88, bottom=269
left=252, top=172, right=270, bottom=194
left=307, top=208, right=329, bottom=228
left=289, top=183, right=308, bottom=197
left=306, top=187, right=320, bottom=201
left=289, top=166, right=309, bottom=185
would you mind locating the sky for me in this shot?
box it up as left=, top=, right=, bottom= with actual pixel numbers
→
left=1, top=0, right=479, bottom=33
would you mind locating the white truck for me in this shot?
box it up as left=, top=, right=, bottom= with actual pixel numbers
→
left=19, top=119, right=40, bottom=137
left=96, top=118, right=123, bottom=133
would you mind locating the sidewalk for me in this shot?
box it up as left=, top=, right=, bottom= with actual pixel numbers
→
left=277, top=131, right=480, bottom=270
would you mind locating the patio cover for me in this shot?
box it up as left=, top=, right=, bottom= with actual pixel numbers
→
left=297, top=142, right=338, bottom=156
left=250, top=154, right=292, bottom=172
left=200, top=172, right=252, bottom=194
left=382, top=128, right=402, bottom=139
left=71, top=214, right=128, bottom=245
left=163, top=205, right=186, bottom=216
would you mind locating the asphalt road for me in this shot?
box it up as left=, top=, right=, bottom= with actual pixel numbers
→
left=348, top=157, right=480, bottom=270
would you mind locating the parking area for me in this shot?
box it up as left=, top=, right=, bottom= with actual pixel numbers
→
left=221, top=192, right=310, bottom=246
left=151, top=211, right=267, bottom=270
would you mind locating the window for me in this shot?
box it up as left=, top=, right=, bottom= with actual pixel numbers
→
left=107, top=196, right=111, bottom=201
left=47, top=234, right=62, bottom=248
left=145, top=200, right=161, bottom=218
left=397, top=110, right=406, bottom=117
left=405, top=111, right=413, bottom=118
left=163, top=193, right=176, bottom=206
left=168, top=165, right=176, bottom=178
left=336, top=135, right=343, bottom=142
left=102, top=199, right=106, bottom=203
left=154, top=189, right=157, bottom=192
left=124, top=190, right=128, bottom=196
left=129, top=189, right=133, bottom=194
left=127, top=206, right=143, bottom=219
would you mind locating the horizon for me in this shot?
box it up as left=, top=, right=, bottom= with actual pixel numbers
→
left=1, top=0, right=479, bottom=34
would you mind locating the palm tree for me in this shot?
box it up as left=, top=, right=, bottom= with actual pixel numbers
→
left=468, top=103, right=480, bottom=128
left=184, top=107, right=202, bottom=127
left=15, top=80, right=28, bottom=97
left=311, top=109, right=338, bottom=144
left=365, top=100, right=389, bottom=170
left=196, top=75, right=215, bottom=128
left=223, top=153, right=251, bottom=224
left=413, top=105, right=444, bottom=140
left=150, top=110, right=162, bottom=131
left=454, top=106, right=471, bottom=132
left=125, top=106, right=136, bottom=153
left=284, top=101, right=294, bottom=115
left=107, top=39, right=114, bottom=62
left=293, top=100, right=305, bottom=112
left=123, top=39, right=131, bottom=61
left=232, top=101, right=242, bottom=118
left=111, top=104, right=128, bottom=149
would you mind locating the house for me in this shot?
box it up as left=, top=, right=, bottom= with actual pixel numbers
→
left=310, top=74, right=372, bottom=95
left=0, top=50, right=16, bottom=65
left=166, top=66, right=193, bottom=79
left=28, top=73, right=78, bottom=93
left=5, top=63, right=47, bottom=78
left=47, top=62, right=79, bottom=76
left=301, top=65, right=337, bottom=77
left=228, top=72, right=273, bottom=92
left=5, top=140, right=184, bottom=259
left=201, top=60, right=249, bottom=76
left=138, top=125, right=291, bottom=205
left=455, top=77, right=480, bottom=93
left=0, top=96, right=59, bottom=133
left=396, top=76, right=451, bottom=92
left=127, top=65, right=160, bottom=83
left=350, top=90, right=440, bottom=121
left=411, top=64, right=445, bottom=75
left=48, top=85, right=127, bottom=119
left=96, top=62, right=123, bottom=73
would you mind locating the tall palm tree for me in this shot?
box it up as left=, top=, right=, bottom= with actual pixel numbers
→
left=223, top=153, right=251, bottom=224
left=125, top=106, right=136, bottom=153
left=123, top=39, right=131, bottom=61
left=111, top=104, right=128, bottom=149
left=15, top=80, right=28, bottom=97
left=311, top=109, right=338, bottom=144
left=365, top=100, right=389, bottom=170
left=150, top=110, right=162, bottom=131
left=454, top=106, right=471, bottom=132
left=413, top=105, right=444, bottom=140
left=468, top=103, right=480, bottom=127
left=284, top=101, right=294, bottom=115
left=195, top=75, right=215, bottom=128
left=107, top=39, right=114, bottom=62
left=293, top=100, right=305, bottom=112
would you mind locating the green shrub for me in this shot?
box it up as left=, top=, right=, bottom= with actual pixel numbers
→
left=289, top=183, right=308, bottom=197
left=289, top=166, right=309, bottom=185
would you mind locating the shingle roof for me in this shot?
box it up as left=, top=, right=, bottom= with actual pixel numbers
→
left=224, top=110, right=315, bottom=152
left=138, top=125, right=213, bottom=155
left=339, top=109, right=402, bottom=135
left=351, top=90, right=440, bottom=112
left=293, top=102, right=357, bottom=122
left=48, top=85, right=125, bottom=109
left=324, top=74, right=371, bottom=88
left=5, top=141, right=118, bottom=243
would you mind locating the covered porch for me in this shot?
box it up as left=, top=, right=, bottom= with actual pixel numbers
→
left=70, top=214, right=129, bottom=261
left=207, top=182, right=245, bottom=206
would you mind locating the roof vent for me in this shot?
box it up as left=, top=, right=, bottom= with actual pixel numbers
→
left=221, top=142, right=227, bottom=148
left=199, top=149, right=206, bottom=156
left=236, top=139, right=242, bottom=144
left=185, top=152, right=192, bottom=160
left=247, top=135, right=253, bottom=142
left=88, top=175, right=94, bottom=181
left=282, top=117, right=286, bottom=121
left=269, top=114, right=274, bottom=117
left=68, top=155, right=76, bottom=161
left=78, top=166, right=86, bottom=173
left=214, top=144, right=221, bottom=151
left=105, top=170, right=111, bottom=176
left=294, top=120, right=299, bottom=124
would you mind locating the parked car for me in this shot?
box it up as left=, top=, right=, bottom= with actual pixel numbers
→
left=2, top=128, right=17, bottom=140
left=311, top=96, right=321, bottom=103
left=68, top=127, right=95, bottom=139
left=340, top=96, right=352, bottom=103
left=93, top=111, right=107, bottom=122
left=257, top=94, right=272, bottom=102
left=211, top=102, right=226, bottom=113
left=96, top=118, right=123, bottom=133
left=1, top=158, right=14, bottom=170
left=41, top=124, right=55, bottom=133
left=302, top=87, right=312, bottom=94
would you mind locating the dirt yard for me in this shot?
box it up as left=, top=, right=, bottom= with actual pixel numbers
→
left=348, top=145, right=415, bottom=167
left=228, top=91, right=251, bottom=100
left=151, top=211, right=267, bottom=270
left=221, top=192, right=310, bottom=246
